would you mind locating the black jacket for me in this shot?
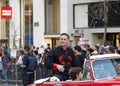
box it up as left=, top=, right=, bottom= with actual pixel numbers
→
left=22, top=52, right=33, bottom=74
left=45, top=46, right=79, bottom=80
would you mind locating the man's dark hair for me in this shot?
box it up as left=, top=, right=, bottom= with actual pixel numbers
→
left=33, top=50, right=38, bottom=55
left=47, top=43, right=50, bottom=47
left=3, top=49, right=8, bottom=55
left=84, top=44, right=90, bottom=49
left=74, top=46, right=81, bottom=52
left=87, top=48, right=94, bottom=54
left=60, top=33, right=70, bottom=39
left=117, top=48, right=120, bottom=54
left=33, top=46, right=35, bottom=49
left=20, top=50, right=25, bottom=55
left=24, top=46, right=30, bottom=52
left=109, top=46, right=115, bottom=53
left=69, top=67, right=82, bottom=80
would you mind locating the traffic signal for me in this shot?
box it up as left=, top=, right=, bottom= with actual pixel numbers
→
left=95, top=20, right=98, bottom=24
left=93, top=19, right=104, bottom=27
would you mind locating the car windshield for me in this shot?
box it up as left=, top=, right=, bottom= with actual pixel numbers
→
left=93, top=58, right=120, bottom=79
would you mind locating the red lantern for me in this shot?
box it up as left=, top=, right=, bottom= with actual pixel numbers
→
left=98, top=34, right=102, bottom=39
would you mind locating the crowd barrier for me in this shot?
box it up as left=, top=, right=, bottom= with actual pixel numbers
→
left=2, top=62, right=53, bottom=82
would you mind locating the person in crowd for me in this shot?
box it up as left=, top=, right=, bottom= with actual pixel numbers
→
left=16, top=49, right=25, bottom=73
left=45, top=33, right=79, bottom=81
left=30, top=45, right=36, bottom=53
left=95, top=43, right=102, bottom=54
left=85, top=71, right=91, bottom=80
left=2, top=48, right=10, bottom=84
left=91, top=45, right=99, bottom=55
left=84, top=44, right=90, bottom=50
left=33, top=50, right=39, bottom=64
left=86, top=48, right=94, bottom=57
left=104, top=45, right=115, bottom=54
left=40, top=53, right=46, bottom=65
left=68, top=67, right=83, bottom=81
left=100, top=45, right=106, bottom=54
left=79, top=44, right=87, bottom=59
left=0, top=49, right=3, bottom=83
left=116, top=47, right=120, bottom=54
left=16, top=49, right=25, bottom=65
left=78, top=35, right=85, bottom=46
left=21, top=46, right=34, bottom=86
left=40, top=52, right=53, bottom=79
left=44, top=43, right=51, bottom=54
left=32, top=50, right=41, bottom=80
left=38, top=51, right=47, bottom=79
left=15, top=49, right=25, bottom=80
left=38, top=45, right=45, bottom=57
left=74, top=45, right=85, bottom=70
left=36, top=47, right=39, bottom=51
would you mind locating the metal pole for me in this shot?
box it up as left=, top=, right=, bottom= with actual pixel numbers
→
left=19, top=0, right=22, bottom=48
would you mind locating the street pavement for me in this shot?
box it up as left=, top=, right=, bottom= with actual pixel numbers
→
left=0, top=83, right=18, bottom=86
left=0, top=80, right=23, bottom=86
left=0, top=83, right=23, bottom=86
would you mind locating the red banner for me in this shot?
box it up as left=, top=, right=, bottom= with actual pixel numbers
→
left=1, top=6, right=12, bottom=19
left=0, top=7, right=1, bottom=19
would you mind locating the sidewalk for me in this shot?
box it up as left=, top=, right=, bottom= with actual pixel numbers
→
left=0, top=80, right=23, bottom=86
left=0, top=83, right=22, bottom=86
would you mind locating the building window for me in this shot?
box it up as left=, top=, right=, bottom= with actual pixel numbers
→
left=45, top=0, right=60, bottom=34
left=88, top=1, right=120, bottom=28
left=73, top=4, right=88, bottom=29
left=88, top=2, right=104, bottom=28
left=24, top=0, right=33, bottom=46
left=108, top=1, right=120, bottom=27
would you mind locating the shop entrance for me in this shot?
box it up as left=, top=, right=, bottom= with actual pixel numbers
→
left=106, top=33, right=120, bottom=47
left=52, top=38, right=59, bottom=48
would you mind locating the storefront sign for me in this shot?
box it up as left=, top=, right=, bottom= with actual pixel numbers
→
left=1, top=6, right=12, bottom=19
left=11, top=49, right=17, bottom=58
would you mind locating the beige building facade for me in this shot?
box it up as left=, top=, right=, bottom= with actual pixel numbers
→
left=0, top=0, right=120, bottom=49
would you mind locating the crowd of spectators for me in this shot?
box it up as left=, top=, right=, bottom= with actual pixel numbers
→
left=0, top=34, right=120, bottom=85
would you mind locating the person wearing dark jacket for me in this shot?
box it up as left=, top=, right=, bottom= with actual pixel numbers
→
left=22, top=46, right=34, bottom=86
left=2, top=49, right=10, bottom=84
left=74, top=45, right=85, bottom=70
left=45, top=33, right=79, bottom=81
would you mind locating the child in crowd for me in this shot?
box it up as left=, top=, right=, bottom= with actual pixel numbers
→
left=68, top=67, right=83, bottom=81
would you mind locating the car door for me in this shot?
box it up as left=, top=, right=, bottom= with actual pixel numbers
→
left=62, top=80, right=94, bottom=86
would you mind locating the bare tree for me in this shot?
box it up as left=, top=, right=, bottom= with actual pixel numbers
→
left=88, top=0, right=120, bottom=46
left=103, top=0, right=108, bottom=45
left=10, top=20, right=19, bottom=49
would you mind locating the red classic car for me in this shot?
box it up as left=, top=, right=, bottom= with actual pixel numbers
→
left=29, top=54, right=120, bottom=86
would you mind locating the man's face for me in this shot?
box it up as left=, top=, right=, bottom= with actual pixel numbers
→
left=59, top=35, right=69, bottom=47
